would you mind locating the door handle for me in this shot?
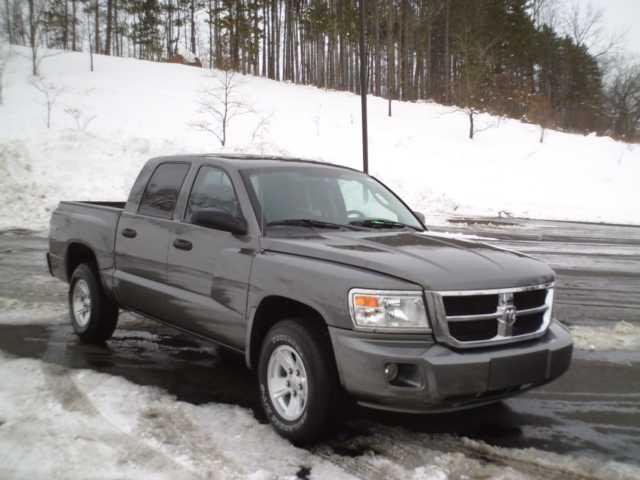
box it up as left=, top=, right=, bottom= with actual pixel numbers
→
left=173, top=238, right=193, bottom=251
left=121, top=228, right=137, bottom=238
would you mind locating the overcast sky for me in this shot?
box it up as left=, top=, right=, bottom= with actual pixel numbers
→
left=565, top=0, right=640, bottom=57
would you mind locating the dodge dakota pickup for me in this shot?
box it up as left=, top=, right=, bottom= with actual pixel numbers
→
left=47, top=154, right=573, bottom=443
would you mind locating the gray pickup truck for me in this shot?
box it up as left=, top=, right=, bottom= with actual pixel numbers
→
left=48, top=154, right=573, bottom=443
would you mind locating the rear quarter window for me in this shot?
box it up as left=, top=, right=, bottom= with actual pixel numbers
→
left=138, top=163, right=190, bottom=219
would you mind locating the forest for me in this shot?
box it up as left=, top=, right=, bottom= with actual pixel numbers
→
left=3, top=0, right=640, bottom=141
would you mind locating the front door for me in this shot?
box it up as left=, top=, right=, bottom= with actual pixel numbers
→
left=164, top=165, right=255, bottom=349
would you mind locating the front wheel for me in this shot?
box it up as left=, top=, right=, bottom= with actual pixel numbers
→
left=258, top=319, right=340, bottom=444
left=69, top=263, right=119, bottom=343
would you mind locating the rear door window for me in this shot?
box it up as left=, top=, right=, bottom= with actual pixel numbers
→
left=138, top=163, right=190, bottom=219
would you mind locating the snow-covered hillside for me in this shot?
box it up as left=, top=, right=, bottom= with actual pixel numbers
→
left=1, top=47, right=638, bottom=229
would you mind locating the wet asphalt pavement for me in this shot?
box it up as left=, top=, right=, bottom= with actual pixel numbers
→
left=0, top=218, right=639, bottom=470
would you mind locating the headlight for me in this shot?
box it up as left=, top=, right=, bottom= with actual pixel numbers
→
left=348, top=289, right=430, bottom=332
left=546, top=287, right=555, bottom=324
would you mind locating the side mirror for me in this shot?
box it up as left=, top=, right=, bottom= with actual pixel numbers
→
left=413, top=211, right=426, bottom=225
left=191, top=208, right=247, bottom=235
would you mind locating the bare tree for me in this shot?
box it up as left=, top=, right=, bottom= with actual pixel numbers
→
left=190, top=69, right=252, bottom=147
left=31, top=77, right=64, bottom=128
left=606, top=60, right=640, bottom=141
left=530, top=0, right=559, bottom=29
left=86, top=8, right=94, bottom=71
left=3, top=0, right=13, bottom=44
left=27, top=0, right=59, bottom=76
left=563, top=1, right=626, bottom=58
left=64, top=106, right=97, bottom=131
left=527, top=94, right=555, bottom=143
left=454, top=29, right=497, bottom=139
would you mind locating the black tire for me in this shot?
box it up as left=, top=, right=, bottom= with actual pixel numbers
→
left=68, top=263, right=119, bottom=343
left=258, top=319, right=340, bottom=444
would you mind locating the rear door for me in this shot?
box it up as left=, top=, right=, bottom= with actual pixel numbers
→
left=114, top=162, right=190, bottom=320
left=164, top=165, right=256, bottom=349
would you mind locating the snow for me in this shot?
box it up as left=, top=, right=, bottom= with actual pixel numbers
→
left=569, top=321, right=640, bottom=351
left=1, top=349, right=638, bottom=480
left=177, top=46, right=199, bottom=64
left=0, top=296, right=66, bottom=325
left=1, top=46, right=639, bottom=230
left=1, top=49, right=639, bottom=477
left=0, top=350, right=355, bottom=480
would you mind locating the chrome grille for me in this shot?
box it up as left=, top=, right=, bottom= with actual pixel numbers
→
left=431, top=283, right=554, bottom=348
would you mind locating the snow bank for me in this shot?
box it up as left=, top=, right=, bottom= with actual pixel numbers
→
left=1, top=47, right=639, bottom=229
left=0, top=350, right=355, bottom=480
left=1, top=350, right=638, bottom=480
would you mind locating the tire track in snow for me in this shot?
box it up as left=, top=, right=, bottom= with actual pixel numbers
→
left=313, top=429, right=533, bottom=480
left=317, top=423, right=639, bottom=480
left=31, top=359, right=214, bottom=479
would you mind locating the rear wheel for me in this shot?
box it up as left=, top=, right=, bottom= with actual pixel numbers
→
left=258, top=319, right=340, bottom=444
left=69, top=263, right=118, bottom=343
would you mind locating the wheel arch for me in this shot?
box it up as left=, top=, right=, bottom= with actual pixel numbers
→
left=66, top=242, right=99, bottom=281
left=246, top=295, right=333, bottom=370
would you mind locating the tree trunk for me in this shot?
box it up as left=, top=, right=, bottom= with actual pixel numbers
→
left=94, top=0, right=100, bottom=55
left=425, top=3, right=432, bottom=97
left=28, top=0, right=37, bottom=76
left=105, top=0, right=112, bottom=55
left=400, top=0, right=407, bottom=100
left=62, top=0, right=68, bottom=49
left=208, top=0, right=213, bottom=68
left=89, top=32, right=94, bottom=71
left=254, top=3, right=260, bottom=75
left=444, top=0, right=450, bottom=103
left=190, top=0, right=196, bottom=54
left=469, top=111, right=474, bottom=139
left=4, top=0, right=11, bottom=44
left=262, top=0, right=267, bottom=76
left=114, top=0, right=119, bottom=56
left=71, top=0, right=77, bottom=50
left=386, top=3, right=395, bottom=107
left=373, top=0, right=381, bottom=96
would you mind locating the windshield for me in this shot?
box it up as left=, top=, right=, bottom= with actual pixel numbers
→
left=241, top=166, right=423, bottom=231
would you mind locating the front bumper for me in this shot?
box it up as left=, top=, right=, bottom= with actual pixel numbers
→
left=328, top=322, right=573, bottom=413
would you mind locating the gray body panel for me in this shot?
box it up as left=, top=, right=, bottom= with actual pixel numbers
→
left=48, top=201, right=123, bottom=283
left=262, top=230, right=554, bottom=292
left=113, top=211, right=174, bottom=320
left=329, top=322, right=572, bottom=412
left=48, top=154, right=573, bottom=413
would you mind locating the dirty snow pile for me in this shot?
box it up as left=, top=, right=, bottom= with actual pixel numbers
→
left=0, top=350, right=638, bottom=480
left=1, top=46, right=639, bottom=230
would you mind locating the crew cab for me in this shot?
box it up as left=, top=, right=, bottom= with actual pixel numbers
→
left=47, top=154, right=573, bottom=443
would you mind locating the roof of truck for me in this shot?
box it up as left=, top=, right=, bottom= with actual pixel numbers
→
left=147, top=154, right=360, bottom=173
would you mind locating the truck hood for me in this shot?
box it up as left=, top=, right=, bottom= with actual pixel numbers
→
left=262, top=230, right=554, bottom=291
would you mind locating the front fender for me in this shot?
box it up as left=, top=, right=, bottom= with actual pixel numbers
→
left=244, top=250, right=422, bottom=367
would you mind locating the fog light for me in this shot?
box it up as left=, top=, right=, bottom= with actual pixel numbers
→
left=384, top=363, right=399, bottom=382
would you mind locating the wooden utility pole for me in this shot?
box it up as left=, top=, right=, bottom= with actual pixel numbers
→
left=358, top=0, right=369, bottom=174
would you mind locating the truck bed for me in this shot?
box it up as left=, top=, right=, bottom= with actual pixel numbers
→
left=48, top=201, right=126, bottom=282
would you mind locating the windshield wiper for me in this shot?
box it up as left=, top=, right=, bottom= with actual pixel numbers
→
left=266, top=218, right=347, bottom=230
left=349, top=218, right=421, bottom=231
